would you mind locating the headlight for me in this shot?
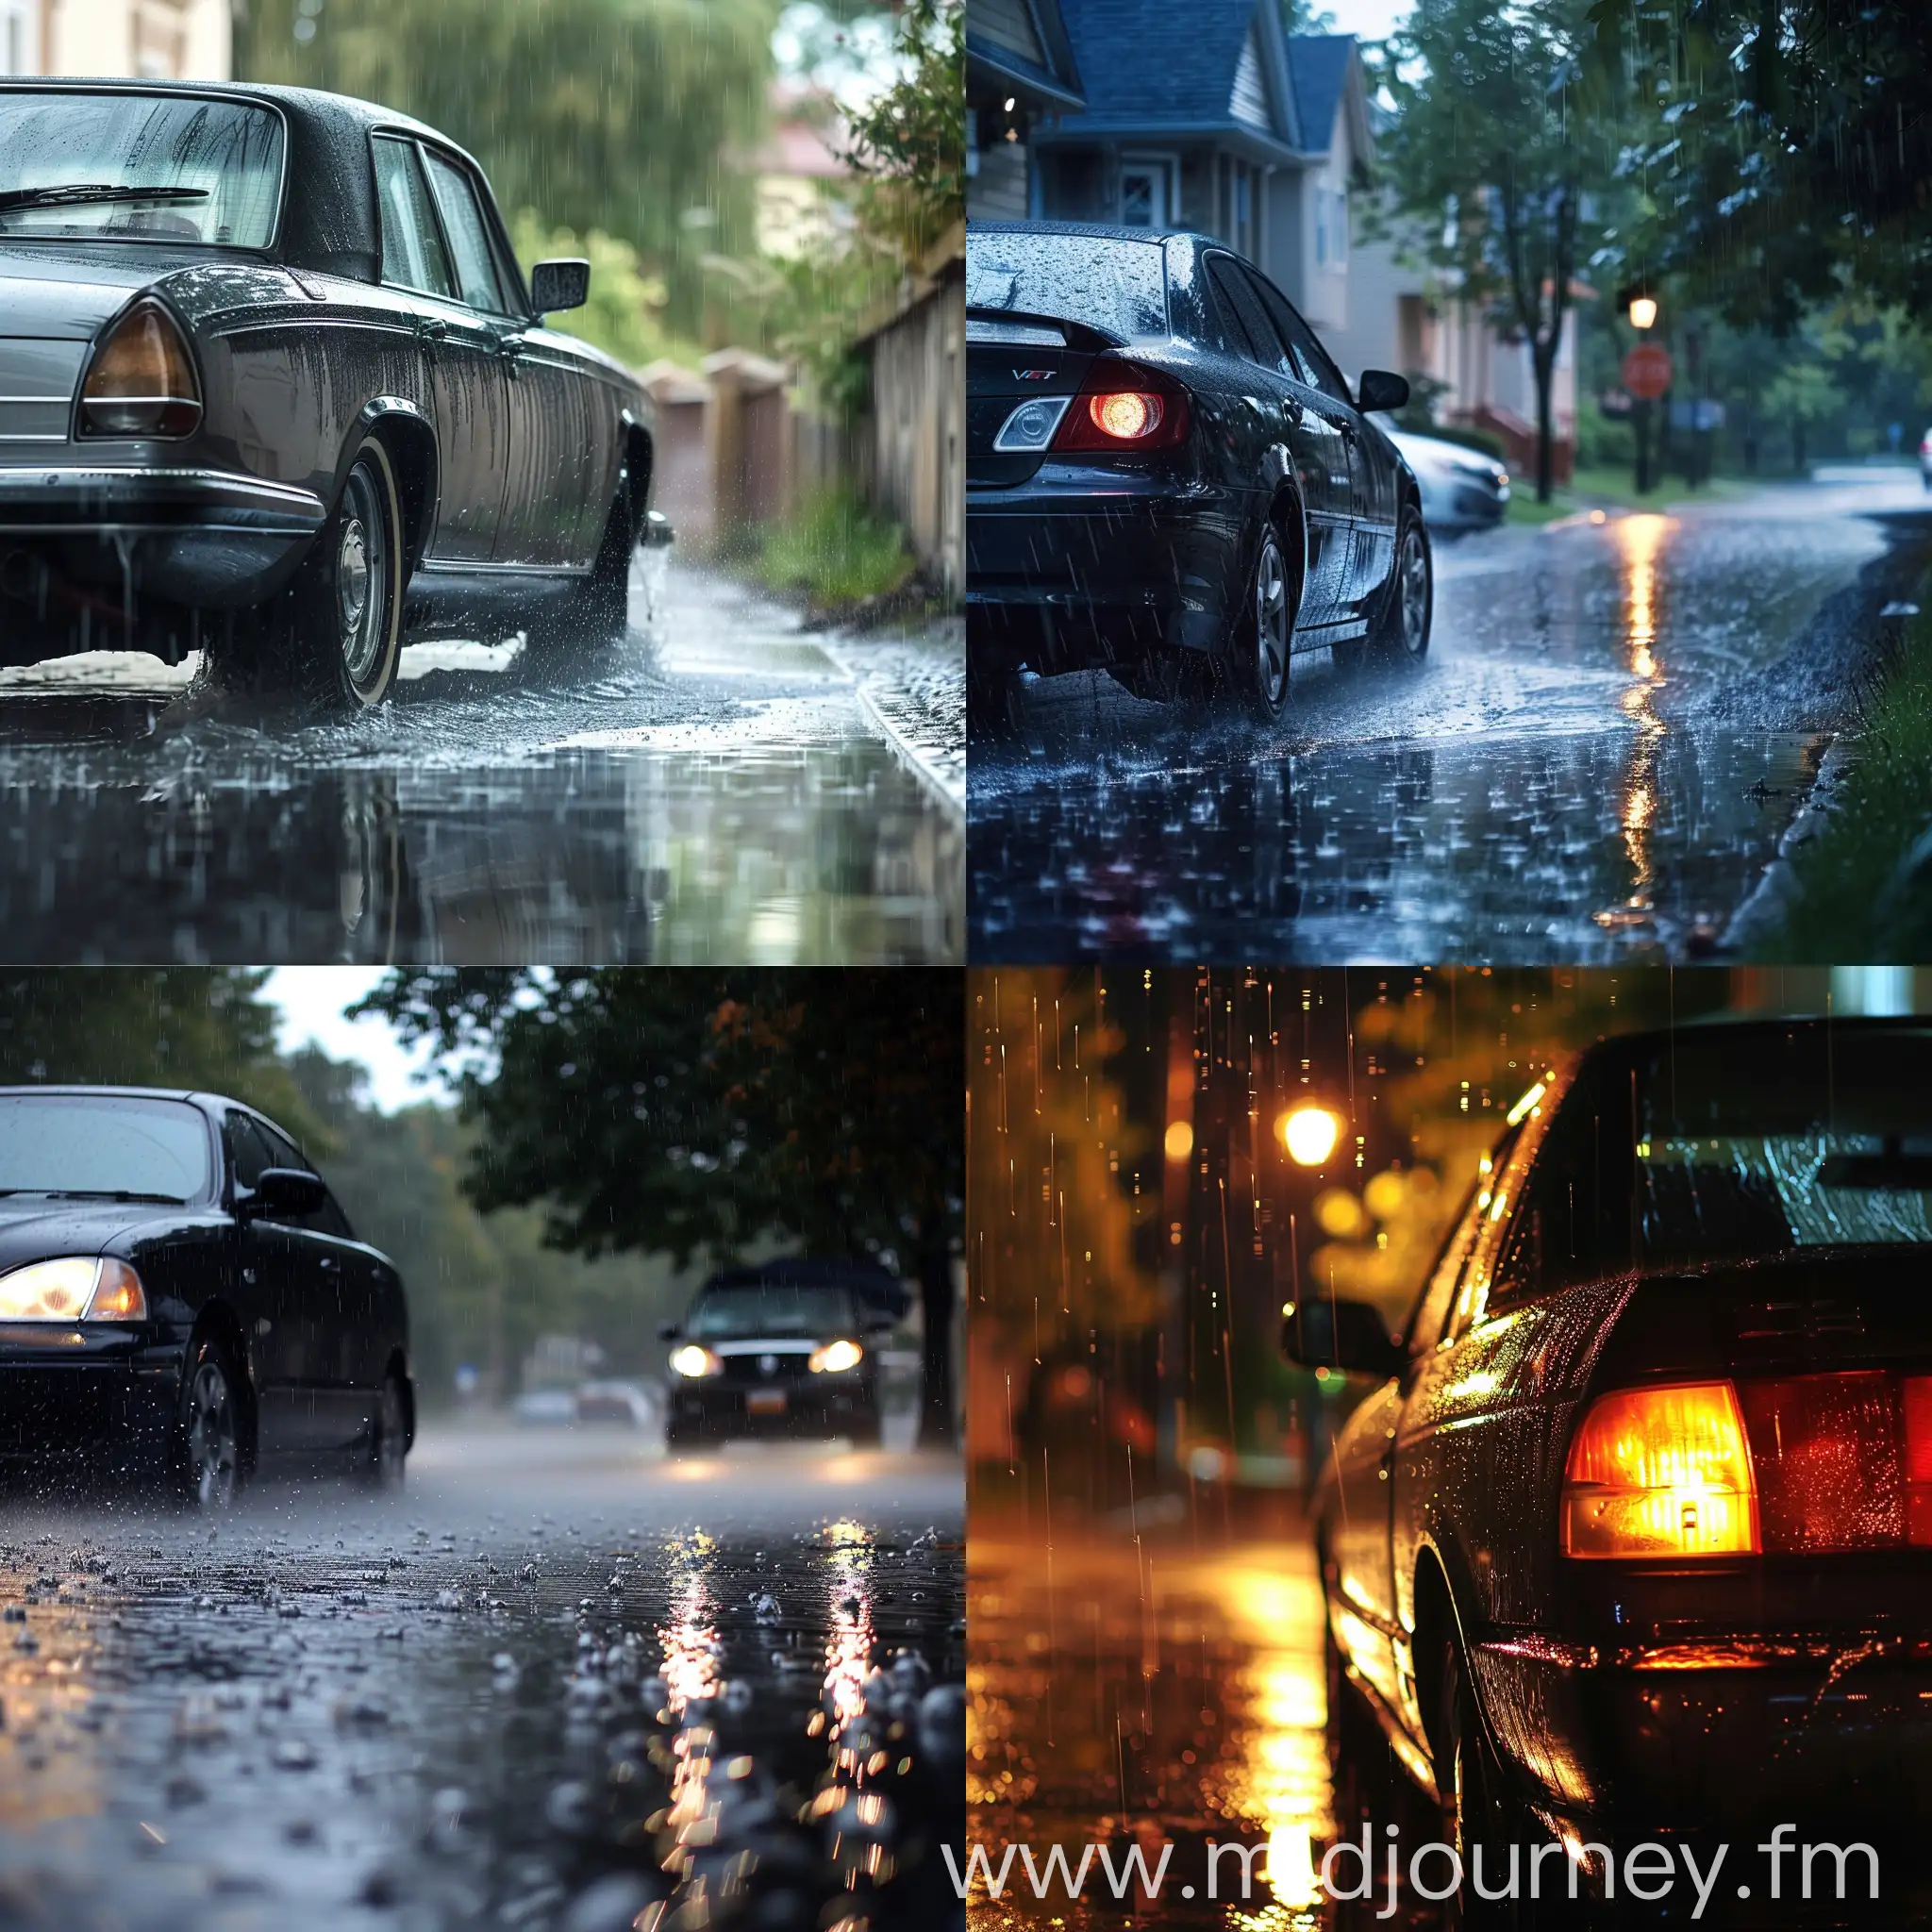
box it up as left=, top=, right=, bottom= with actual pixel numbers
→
left=808, top=1339, right=864, bottom=1374
left=669, top=1343, right=722, bottom=1378
left=0, top=1257, right=147, bottom=1323
left=80, top=297, right=203, bottom=439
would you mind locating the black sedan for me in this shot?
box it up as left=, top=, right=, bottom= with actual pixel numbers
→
left=0, top=1085, right=412, bottom=1507
left=966, top=221, right=1429, bottom=733
left=0, top=80, right=667, bottom=709
left=659, top=1263, right=904, bottom=1451
left=1290, top=1018, right=1932, bottom=1923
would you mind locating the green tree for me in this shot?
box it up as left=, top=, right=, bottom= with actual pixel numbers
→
left=0, top=970, right=317, bottom=1141
left=358, top=969, right=965, bottom=1444
left=1377, top=0, right=1621, bottom=502
left=235, top=0, right=774, bottom=337
left=841, top=0, right=964, bottom=265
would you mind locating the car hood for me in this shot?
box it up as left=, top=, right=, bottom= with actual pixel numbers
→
left=0, top=1196, right=190, bottom=1269
left=0, top=242, right=237, bottom=337
left=1390, top=430, right=1505, bottom=480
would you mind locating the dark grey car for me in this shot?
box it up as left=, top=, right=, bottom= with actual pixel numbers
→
left=0, top=80, right=667, bottom=708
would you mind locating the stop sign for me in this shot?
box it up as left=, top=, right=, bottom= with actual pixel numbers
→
left=1621, top=342, right=1674, bottom=400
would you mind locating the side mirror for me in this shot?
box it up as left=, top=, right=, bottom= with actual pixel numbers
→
left=1356, top=369, right=1410, bottom=414
left=253, top=1168, right=326, bottom=1219
left=1282, top=1297, right=1405, bottom=1379
left=530, top=258, right=590, bottom=316
left=657, top=1321, right=682, bottom=1342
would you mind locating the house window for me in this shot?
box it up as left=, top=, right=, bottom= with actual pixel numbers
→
left=1119, top=155, right=1172, bottom=229
left=1316, top=187, right=1348, bottom=270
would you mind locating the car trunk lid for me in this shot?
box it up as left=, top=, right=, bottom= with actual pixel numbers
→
left=0, top=255, right=174, bottom=448
left=967, top=308, right=1113, bottom=488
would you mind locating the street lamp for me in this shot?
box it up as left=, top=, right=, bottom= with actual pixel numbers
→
left=1628, top=293, right=1657, bottom=331
left=1277, top=1102, right=1342, bottom=1167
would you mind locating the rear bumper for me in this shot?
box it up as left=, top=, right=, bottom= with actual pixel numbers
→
left=0, top=465, right=326, bottom=651
left=967, top=474, right=1249, bottom=671
left=0, top=1331, right=182, bottom=1462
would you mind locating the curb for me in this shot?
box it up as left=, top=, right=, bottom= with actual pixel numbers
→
left=817, top=639, right=966, bottom=823
left=1720, top=733, right=1857, bottom=955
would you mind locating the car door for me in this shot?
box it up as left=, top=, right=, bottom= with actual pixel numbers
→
left=1201, top=255, right=1350, bottom=625
left=258, top=1122, right=378, bottom=1452
left=430, top=157, right=612, bottom=571
left=225, top=1110, right=325, bottom=1452
left=372, top=134, right=510, bottom=565
left=1252, top=275, right=1393, bottom=616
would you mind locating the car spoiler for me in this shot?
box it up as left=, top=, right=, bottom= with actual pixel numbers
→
left=966, top=305, right=1126, bottom=353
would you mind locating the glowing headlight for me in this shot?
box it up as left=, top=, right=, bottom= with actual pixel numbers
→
left=808, top=1339, right=864, bottom=1374
left=670, top=1343, right=722, bottom=1378
left=0, top=1257, right=147, bottom=1323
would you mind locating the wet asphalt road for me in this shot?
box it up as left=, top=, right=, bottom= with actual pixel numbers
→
left=0, top=1425, right=965, bottom=1932
left=0, top=558, right=963, bottom=965
left=969, top=474, right=1932, bottom=963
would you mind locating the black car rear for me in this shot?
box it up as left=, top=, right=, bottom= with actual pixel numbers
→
left=966, top=221, right=1429, bottom=733
left=660, top=1271, right=894, bottom=1450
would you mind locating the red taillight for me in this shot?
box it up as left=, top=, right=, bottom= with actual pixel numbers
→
left=1741, top=1372, right=1932, bottom=1552
left=1561, top=1382, right=1759, bottom=1558
left=1054, top=359, right=1191, bottom=454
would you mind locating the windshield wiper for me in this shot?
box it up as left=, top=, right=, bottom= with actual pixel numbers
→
left=0, top=183, right=209, bottom=215
left=0, top=1188, right=187, bottom=1205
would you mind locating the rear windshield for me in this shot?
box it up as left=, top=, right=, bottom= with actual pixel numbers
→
left=0, top=1094, right=209, bottom=1203
left=0, top=92, right=284, bottom=248
left=967, top=232, right=1169, bottom=341
left=689, top=1285, right=856, bottom=1341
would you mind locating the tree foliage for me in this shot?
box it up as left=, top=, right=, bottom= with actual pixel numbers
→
left=841, top=0, right=964, bottom=265
left=235, top=0, right=774, bottom=336
left=358, top=969, right=965, bottom=1442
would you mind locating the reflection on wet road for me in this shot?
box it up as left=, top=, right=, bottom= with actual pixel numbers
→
left=970, top=477, right=1931, bottom=961
left=0, top=561, right=962, bottom=963
left=0, top=1427, right=964, bottom=1932
left=971, top=1516, right=1338, bottom=1929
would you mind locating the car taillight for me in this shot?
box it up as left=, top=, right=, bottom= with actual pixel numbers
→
left=1740, top=1371, right=1932, bottom=1552
left=1054, top=359, right=1191, bottom=454
left=80, top=297, right=202, bottom=438
left=1560, top=1381, right=1759, bottom=1558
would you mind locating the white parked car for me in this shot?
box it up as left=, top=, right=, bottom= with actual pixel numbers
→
left=1374, top=419, right=1511, bottom=532
left=513, top=1389, right=578, bottom=1426
left=575, top=1380, right=658, bottom=1428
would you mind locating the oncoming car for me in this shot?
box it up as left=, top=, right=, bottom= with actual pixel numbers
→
left=1289, top=1018, right=1932, bottom=1924
left=0, top=80, right=668, bottom=709
left=966, top=221, right=1429, bottom=734
left=658, top=1265, right=902, bottom=1452
left=0, top=1086, right=412, bottom=1507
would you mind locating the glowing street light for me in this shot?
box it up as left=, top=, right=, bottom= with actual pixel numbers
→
left=1277, top=1103, right=1341, bottom=1167
left=1627, top=293, right=1658, bottom=331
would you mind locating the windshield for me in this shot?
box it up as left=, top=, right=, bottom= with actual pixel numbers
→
left=0, top=1095, right=208, bottom=1202
left=967, top=232, right=1169, bottom=340
left=1635, top=1029, right=1932, bottom=1260
left=0, top=92, right=283, bottom=247
left=688, top=1285, right=857, bottom=1341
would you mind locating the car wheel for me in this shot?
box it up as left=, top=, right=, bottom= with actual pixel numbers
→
left=178, top=1338, right=243, bottom=1512
left=359, top=1370, right=408, bottom=1491
left=1372, top=505, right=1433, bottom=667
left=521, top=487, right=636, bottom=675
left=1224, top=522, right=1294, bottom=723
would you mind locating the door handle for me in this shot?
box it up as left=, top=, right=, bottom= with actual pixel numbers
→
left=1280, top=395, right=1304, bottom=425
left=500, top=338, right=525, bottom=380
left=418, top=317, right=449, bottom=342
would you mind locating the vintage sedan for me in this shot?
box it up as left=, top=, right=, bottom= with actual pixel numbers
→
left=0, top=1085, right=413, bottom=1507
left=0, top=80, right=664, bottom=708
left=1291, top=1017, right=1932, bottom=1924
left=966, top=221, right=1429, bottom=733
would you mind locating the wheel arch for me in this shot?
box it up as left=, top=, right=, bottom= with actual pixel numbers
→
left=187, top=1300, right=258, bottom=1474
left=1264, top=477, right=1309, bottom=630
left=618, top=409, right=654, bottom=536
left=351, top=398, right=438, bottom=574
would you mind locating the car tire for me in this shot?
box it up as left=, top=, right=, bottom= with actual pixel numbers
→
left=176, top=1335, right=245, bottom=1512
left=359, top=1370, right=408, bottom=1491
left=1224, top=522, right=1294, bottom=723
left=228, top=435, right=407, bottom=709
left=1369, top=504, right=1433, bottom=668
left=521, top=487, right=636, bottom=676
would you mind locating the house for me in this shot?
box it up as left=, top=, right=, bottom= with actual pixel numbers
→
left=753, top=81, right=856, bottom=263
left=1026, top=2, right=1373, bottom=336
left=966, top=0, right=1085, bottom=222
left=6, top=0, right=231, bottom=77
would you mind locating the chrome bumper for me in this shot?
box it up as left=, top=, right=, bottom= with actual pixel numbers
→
left=0, top=465, right=326, bottom=537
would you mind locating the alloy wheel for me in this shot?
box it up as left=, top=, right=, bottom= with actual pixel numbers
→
left=186, top=1359, right=239, bottom=1510
left=1398, top=525, right=1429, bottom=656
left=1254, top=532, right=1291, bottom=710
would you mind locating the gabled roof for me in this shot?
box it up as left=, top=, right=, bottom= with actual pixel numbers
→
left=1288, top=34, right=1374, bottom=175
left=1039, top=0, right=1303, bottom=163
left=966, top=0, right=1086, bottom=114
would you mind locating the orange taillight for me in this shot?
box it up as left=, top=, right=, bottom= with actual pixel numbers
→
left=1088, top=391, right=1159, bottom=440
left=81, top=298, right=202, bottom=439
left=1560, top=1381, right=1759, bottom=1558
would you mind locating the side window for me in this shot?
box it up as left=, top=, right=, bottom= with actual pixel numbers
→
left=1251, top=273, right=1352, bottom=405
left=373, top=136, right=454, bottom=299
left=1404, top=1172, right=1487, bottom=1358
left=1206, top=258, right=1288, bottom=372
left=224, top=1112, right=274, bottom=1193
left=422, top=149, right=508, bottom=314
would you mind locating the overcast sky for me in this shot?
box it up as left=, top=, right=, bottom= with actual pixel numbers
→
left=1319, top=0, right=1410, bottom=40
left=262, top=969, right=451, bottom=1114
